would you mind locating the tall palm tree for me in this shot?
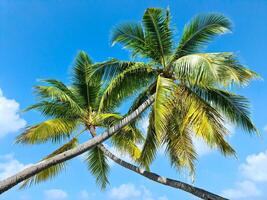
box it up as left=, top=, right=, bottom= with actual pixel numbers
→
left=15, top=51, right=144, bottom=189
left=0, top=8, right=258, bottom=197
left=99, top=8, right=259, bottom=175
left=13, top=51, right=226, bottom=200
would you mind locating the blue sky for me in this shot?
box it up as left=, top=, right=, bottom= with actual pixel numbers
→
left=0, top=0, right=267, bottom=199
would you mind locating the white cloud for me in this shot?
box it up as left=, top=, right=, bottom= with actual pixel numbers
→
left=0, top=88, right=26, bottom=138
left=222, top=181, right=261, bottom=199
left=108, top=183, right=168, bottom=200
left=79, top=189, right=95, bottom=200
left=79, top=190, right=90, bottom=199
left=44, top=189, right=68, bottom=200
left=0, top=154, right=31, bottom=180
left=109, top=183, right=141, bottom=200
left=222, top=150, right=267, bottom=199
left=239, top=150, right=267, bottom=182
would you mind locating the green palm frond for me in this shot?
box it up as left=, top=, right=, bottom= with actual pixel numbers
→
left=72, top=51, right=102, bottom=110
left=98, top=63, right=156, bottom=112
left=180, top=86, right=235, bottom=156
left=138, top=109, right=159, bottom=168
left=173, top=13, right=231, bottom=60
left=34, top=84, right=83, bottom=115
left=93, top=113, right=122, bottom=127
left=16, top=118, right=78, bottom=144
left=154, top=76, right=177, bottom=137
left=173, top=53, right=258, bottom=86
left=23, top=101, right=80, bottom=119
left=20, top=138, right=78, bottom=188
left=111, top=22, right=147, bottom=58
left=143, top=8, right=172, bottom=64
left=191, top=86, right=257, bottom=134
left=127, top=81, right=156, bottom=128
left=92, top=59, right=137, bottom=83
left=164, top=121, right=197, bottom=176
left=86, top=146, right=110, bottom=189
left=111, top=126, right=143, bottom=161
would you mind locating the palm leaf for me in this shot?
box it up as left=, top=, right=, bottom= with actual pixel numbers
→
left=138, top=109, right=159, bottom=168
left=72, top=51, right=101, bottom=110
left=180, top=86, right=235, bottom=155
left=173, top=53, right=258, bottom=86
left=16, top=118, right=78, bottom=144
left=111, top=22, right=147, bottom=58
left=23, top=101, right=80, bottom=119
left=86, top=146, right=110, bottom=189
left=20, top=138, right=78, bottom=188
left=154, top=76, right=177, bottom=137
left=143, top=8, right=172, bottom=65
left=98, top=63, right=156, bottom=112
left=173, top=13, right=231, bottom=60
left=191, top=86, right=257, bottom=134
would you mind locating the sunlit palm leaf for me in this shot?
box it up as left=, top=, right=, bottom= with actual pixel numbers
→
left=173, top=53, right=258, bottom=86
left=191, top=86, right=257, bottom=133
left=154, top=76, right=177, bottom=137
left=138, top=109, right=159, bottom=168
left=34, top=83, right=83, bottom=115
left=16, top=118, right=78, bottom=144
left=164, top=120, right=197, bottom=176
left=180, top=86, right=235, bottom=155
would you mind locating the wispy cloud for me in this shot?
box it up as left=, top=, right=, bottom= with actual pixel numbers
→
left=0, top=88, right=26, bottom=138
left=0, top=154, right=32, bottom=180
left=78, top=189, right=95, bottom=200
left=44, top=189, right=68, bottom=200
left=222, top=150, right=267, bottom=199
left=108, top=183, right=168, bottom=200
left=222, top=180, right=261, bottom=199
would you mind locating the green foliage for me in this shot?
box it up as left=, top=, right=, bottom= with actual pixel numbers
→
left=98, top=63, right=156, bottom=112
left=20, top=7, right=259, bottom=188
left=16, top=118, right=78, bottom=144
left=86, top=146, right=110, bottom=189
left=20, top=138, right=78, bottom=188
left=173, top=13, right=232, bottom=59
left=20, top=50, right=145, bottom=189
left=111, top=8, right=258, bottom=175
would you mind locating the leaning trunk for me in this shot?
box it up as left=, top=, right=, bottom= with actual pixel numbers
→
left=0, top=95, right=155, bottom=194
left=88, top=126, right=227, bottom=200
left=99, top=144, right=227, bottom=200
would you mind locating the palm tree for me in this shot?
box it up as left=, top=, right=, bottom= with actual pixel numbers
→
left=15, top=51, right=144, bottom=189
left=103, top=7, right=258, bottom=175
left=12, top=51, right=226, bottom=200
left=0, top=8, right=258, bottom=198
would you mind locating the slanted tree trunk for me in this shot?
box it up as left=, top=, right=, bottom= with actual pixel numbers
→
left=0, top=95, right=155, bottom=194
left=88, top=126, right=227, bottom=200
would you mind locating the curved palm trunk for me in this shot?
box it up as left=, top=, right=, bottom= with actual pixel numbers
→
left=99, top=144, right=227, bottom=200
left=88, top=126, right=227, bottom=200
left=0, top=95, right=155, bottom=194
